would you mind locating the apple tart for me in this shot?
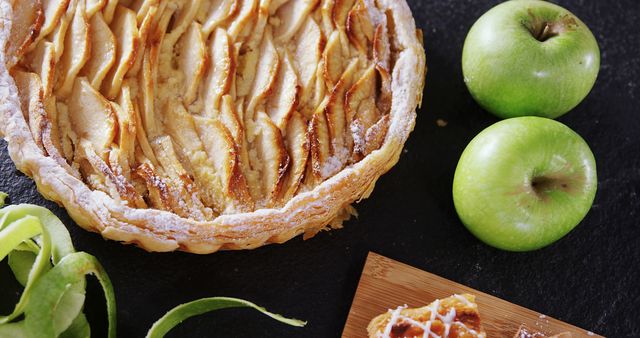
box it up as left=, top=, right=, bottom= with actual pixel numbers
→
left=368, top=294, right=486, bottom=338
left=0, top=0, right=425, bottom=253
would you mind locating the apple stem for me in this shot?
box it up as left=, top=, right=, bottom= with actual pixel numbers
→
left=536, top=24, right=552, bottom=41
left=526, top=13, right=578, bottom=42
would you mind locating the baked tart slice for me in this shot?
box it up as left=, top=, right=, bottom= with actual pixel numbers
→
left=0, top=0, right=425, bottom=253
left=368, top=294, right=486, bottom=338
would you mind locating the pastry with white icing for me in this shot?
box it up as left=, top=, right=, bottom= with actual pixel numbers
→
left=368, top=294, right=486, bottom=338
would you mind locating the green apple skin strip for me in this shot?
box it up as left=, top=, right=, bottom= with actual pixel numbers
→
left=0, top=204, right=112, bottom=337
left=146, top=297, right=306, bottom=338
left=0, top=198, right=305, bottom=337
left=0, top=204, right=76, bottom=262
left=0, top=215, right=54, bottom=324
left=23, top=252, right=117, bottom=338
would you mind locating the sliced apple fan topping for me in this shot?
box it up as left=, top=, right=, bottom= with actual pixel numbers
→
left=9, top=0, right=398, bottom=219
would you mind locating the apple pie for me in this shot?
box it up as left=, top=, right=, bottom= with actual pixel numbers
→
left=0, top=0, right=425, bottom=253
left=368, top=294, right=486, bottom=338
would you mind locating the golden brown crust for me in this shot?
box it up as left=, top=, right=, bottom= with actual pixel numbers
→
left=0, top=0, right=425, bottom=253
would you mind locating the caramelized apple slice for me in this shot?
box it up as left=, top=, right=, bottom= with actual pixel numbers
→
left=135, top=160, right=210, bottom=220
left=48, top=0, right=73, bottom=61
left=194, top=116, right=254, bottom=212
left=42, top=96, right=81, bottom=178
left=376, top=64, right=393, bottom=115
left=201, top=28, right=234, bottom=116
left=85, top=0, right=106, bottom=17
left=112, top=88, right=137, bottom=166
left=168, top=0, right=203, bottom=37
left=127, top=4, right=158, bottom=76
left=14, top=71, right=46, bottom=152
left=220, top=96, right=260, bottom=203
left=325, top=58, right=359, bottom=162
left=201, top=0, right=238, bottom=36
left=67, top=77, right=116, bottom=155
left=128, top=0, right=157, bottom=23
left=137, top=40, right=163, bottom=139
left=274, top=0, right=319, bottom=43
left=372, top=24, right=393, bottom=114
left=322, top=30, right=343, bottom=88
left=346, top=0, right=374, bottom=54
left=133, top=162, right=173, bottom=211
left=233, top=0, right=273, bottom=99
left=101, top=5, right=139, bottom=99
left=362, top=113, right=389, bottom=157
left=293, top=17, right=322, bottom=111
left=102, top=0, right=118, bottom=23
left=24, top=40, right=56, bottom=98
left=234, top=46, right=258, bottom=99
left=149, top=136, right=186, bottom=179
left=81, top=140, right=146, bottom=208
left=56, top=0, right=90, bottom=98
left=268, top=0, right=287, bottom=14
left=347, top=65, right=382, bottom=161
left=83, top=12, right=116, bottom=89
left=308, top=99, right=331, bottom=181
left=242, top=0, right=270, bottom=50
left=107, top=147, right=133, bottom=186
left=163, top=101, right=225, bottom=211
left=5, top=0, right=44, bottom=68
left=332, top=0, right=356, bottom=29
left=219, top=95, right=244, bottom=144
left=117, top=79, right=157, bottom=166
left=304, top=59, right=327, bottom=119
left=150, top=136, right=211, bottom=220
left=266, top=50, right=299, bottom=130
left=55, top=100, right=78, bottom=162
left=96, top=145, right=146, bottom=207
left=253, top=111, right=290, bottom=207
left=245, top=31, right=279, bottom=117
left=149, top=0, right=171, bottom=29
left=37, top=0, right=70, bottom=42
left=319, top=0, right=334, bottom=32
left=373, top=23, right=391, bottom=71
left=177, top=22, right=207, bottom=104
left=226, top=0, right=257, bottom=40
left=346, top=64, right=377, bottom=123
left=282, top=111, right=309, bottom=200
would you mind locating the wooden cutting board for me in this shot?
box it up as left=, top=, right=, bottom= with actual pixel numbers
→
left=342, top=252, right=601, bottom=338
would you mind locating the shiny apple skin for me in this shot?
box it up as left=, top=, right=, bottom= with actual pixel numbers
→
left=453, top=117, right=597, bottom=251
left=462, top=0, right=600, bottom=119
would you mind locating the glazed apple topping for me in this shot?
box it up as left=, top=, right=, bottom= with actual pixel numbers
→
left=9, top=0, right=401, bottom=218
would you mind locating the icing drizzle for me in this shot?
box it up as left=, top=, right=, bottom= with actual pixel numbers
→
left=377, top=295, right=481, bottom=338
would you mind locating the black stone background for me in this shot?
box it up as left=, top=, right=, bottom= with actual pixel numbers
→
left=1, top=0, right=639, bottom=337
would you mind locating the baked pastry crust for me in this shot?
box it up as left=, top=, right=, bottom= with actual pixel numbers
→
left=0, top=0, right=425, bottom=253
left=368, top=294, right=486, bottom=338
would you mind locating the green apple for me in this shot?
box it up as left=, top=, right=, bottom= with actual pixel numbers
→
left=462, top=0, right=600, bottom=119
left=452, top=117, right=597, bottom=251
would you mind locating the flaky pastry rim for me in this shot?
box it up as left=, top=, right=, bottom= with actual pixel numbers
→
left=0, top=0, right=426, bottom=253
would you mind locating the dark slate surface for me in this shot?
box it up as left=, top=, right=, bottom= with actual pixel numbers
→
left=1, top=0, right=639, bottom=337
